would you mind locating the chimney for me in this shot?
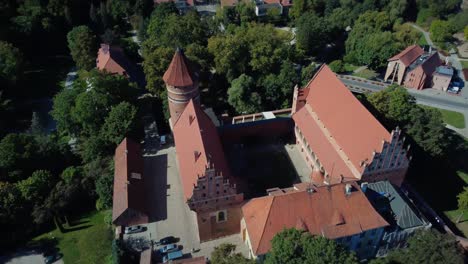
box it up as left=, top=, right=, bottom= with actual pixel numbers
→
left=361, top=182, right=368, bottom=193
left=345, top=184, right=352, bottom=195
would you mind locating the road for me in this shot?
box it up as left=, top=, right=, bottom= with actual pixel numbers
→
left=410, top=24, right=434, bottom=47
left=338, top=75, right=468, bottom=138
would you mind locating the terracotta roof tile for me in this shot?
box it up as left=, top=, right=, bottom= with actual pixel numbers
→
left=163, top=48, right=194, bottom=87
left=112, top=138, right=146, bottom=223
left=388, top=45, right=424, bottom=67
left=173, top=100, right=231, bottom=200
left=242, top=183, right=389, bottom=256
left=293, top=65, right=390, bottom=181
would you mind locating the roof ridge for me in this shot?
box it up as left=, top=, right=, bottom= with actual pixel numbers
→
left=255, top=196, right=275, bottom=255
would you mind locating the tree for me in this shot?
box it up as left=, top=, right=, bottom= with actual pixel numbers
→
left=457, top=187, right=468, bottom=223
left=430, top=20, right=452, bottom=43
left=67, top=25, right=97, bottom=70
left=211, top=243, right=254, bottom=264
left=95, top=170, right=114, bottom=210
left=296, top=13, right=331, bottom=54
left=17, top=170, right=54, bottom=202
left=142, top=46, right=174, bottom=95
left=227, top=74, right=262, bottom=114
left=265, top=228, right=358, bottom=264
left=465, top=26, right=468, bottom=40
left=0, top=41, right=23, bottom=82
left=382, top=229, right=465, bottom=264
left=0, top=133, right=39, bottom=181
left=100, top=102, right=137, bottom=145
left=393, top=23, right=420, bottom=48
left=329, top=60, right=345, bottom=73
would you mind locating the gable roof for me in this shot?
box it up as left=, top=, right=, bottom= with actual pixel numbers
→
left=163, top=48, right=194, bottom=87
left=293, top=65, right=390, bottom=180
left=419, top=52, right=441, bottom=77
left=242, top=183, right=389, bottom=256
left=367, top=181, right=426, bottom=229
left=96, top=44, right=145, bottom=87
left=172, top=100, right=231, bottom=200
left=388, top=45, right=424, bottom=67
left=112, top=138, right=146, bottom=223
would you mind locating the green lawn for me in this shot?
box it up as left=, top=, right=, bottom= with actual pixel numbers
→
left=33, top=210, right=113, bottom=264
left=444, top=210, right=468, bottom=237
left=418, top=34, right=428, bottom=46
left=423, top=106, right=466, bottom=128
left=352, top=69, right=378, bottom=79
left=461, top=60, right=468, bottom=69
left=344, top=63, right=359, bottom=72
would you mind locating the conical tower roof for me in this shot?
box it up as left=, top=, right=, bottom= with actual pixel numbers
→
left=163, top=48, right=194, bottom=87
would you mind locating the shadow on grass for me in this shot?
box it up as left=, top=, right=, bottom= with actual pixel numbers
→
left=62, top=225, right=93, bottom=233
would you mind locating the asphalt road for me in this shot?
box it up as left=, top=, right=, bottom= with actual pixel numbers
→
left=338, top=76, right=468, bottom=138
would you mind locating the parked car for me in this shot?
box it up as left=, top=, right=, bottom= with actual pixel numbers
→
left=124, top=225, right=145, bottom=234
left=162, top=250, right=183, bottom=263
left=159, top=243, right=178, bottom=254
left=159, top=236, right=176, bottom=245
left=44, top=253, right=63, bottom=264
left=160, top=135, right=166, bottom=145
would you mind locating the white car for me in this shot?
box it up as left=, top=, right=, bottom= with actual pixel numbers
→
left=124, top=225, right=145, bottom=234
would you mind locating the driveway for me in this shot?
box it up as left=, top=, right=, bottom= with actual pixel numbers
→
left=0, top=249, right=63, bottom=264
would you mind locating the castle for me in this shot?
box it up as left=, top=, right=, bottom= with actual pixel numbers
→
left=163, top=49, right=411, bottom=258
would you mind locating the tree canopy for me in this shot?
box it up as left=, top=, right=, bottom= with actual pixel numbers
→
left=0, top=41, right=23, bottom=83
left=210, top=243, right=254, bottom=264
left=67, top=25, right=97, bottom=70
left=265, top=228, right=358, bottom=264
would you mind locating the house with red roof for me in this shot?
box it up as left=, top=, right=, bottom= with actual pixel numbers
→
left=166, top=49, right=244, bottom=241
left=241, top=182, right=389, bottom=260
left=384, top=45, right=424, bottom=85
left=384, top=45, right=442, bottom=90
left=112, top=138, right=148, bottom=227
left=96, top=44, right=145, bottom=88
left=292, top=65, right=410, bottom=187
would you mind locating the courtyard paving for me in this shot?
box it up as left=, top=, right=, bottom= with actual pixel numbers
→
left=283, top=144, right=312, bottom=183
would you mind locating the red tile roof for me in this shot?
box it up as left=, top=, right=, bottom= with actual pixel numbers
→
left=112, top=138, right=146, bottom=223
left=388, top=45, right=424, bottom=67
left=242, top=183, right=389, bottom=256
left=173, top=100, right=231, bottom=200
left=420, top=52, right=441, bottom=77
left=163, top=48, right=194, bottom=87
left=293, top=65, right=390, bottom=180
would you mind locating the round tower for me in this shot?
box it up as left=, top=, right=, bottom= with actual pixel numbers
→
left=163, top=48, right=200, bottom=125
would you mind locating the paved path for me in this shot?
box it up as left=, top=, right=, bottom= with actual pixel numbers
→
left=353, top=66, right=368, bottom=74
left=411, top=24, right=434, bottom=47
left=338, top=75, right=468, bottom=138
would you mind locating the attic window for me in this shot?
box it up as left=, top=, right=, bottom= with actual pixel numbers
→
left=131, top=173, right=142, bottom=179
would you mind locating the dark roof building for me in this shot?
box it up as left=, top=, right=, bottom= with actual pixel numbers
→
left=112, top=138, right=148, bottom=227
left=403, top=52, right=441, bottom=90
left=384, top=45, right=425, bottom=85
left=365, top=181, right=431, bottom=257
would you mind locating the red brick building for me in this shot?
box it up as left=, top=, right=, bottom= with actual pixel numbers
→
left=96, top=44, right=145, bottom=87
left=384, top=45, right=442, bottom=90
left=164, top=48, right=200, bottom=126
left=167, top=50, right=244, bottom=242
left=292, top=65, right=410, bottom=187
left=112, top=138, right=148, bottom=227
left=241, top=182, right=389, bottom=260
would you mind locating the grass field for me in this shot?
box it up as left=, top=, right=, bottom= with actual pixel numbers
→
left=344, top=63, right=359, bottom=72
left=424, top=106, right=465, bottom=128
left=352, top=69, right=378, bottom=79
left=444, top=210, right=468, bottom=237
left=33, top=210, right=113, bottom=264
left=461, top=60, right=468, bottom=69
left=418, top=34, right=428, bottom=46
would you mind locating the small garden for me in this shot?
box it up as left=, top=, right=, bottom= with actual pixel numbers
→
left=32, top=210, right=113, bottom=264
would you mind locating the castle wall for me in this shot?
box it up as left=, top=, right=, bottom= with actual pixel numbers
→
left=196, top=204, right=243, bottom=242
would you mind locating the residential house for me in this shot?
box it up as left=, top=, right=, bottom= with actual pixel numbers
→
left=384, top=45, right=424, bottom=85
left=241, top=182, right=389, bottom=260
left=364, top=181, right=431, bottom=257
left=112, top=138, right=148, bottom=227
left=292, top=65, right=410, bottom=187
left=96, top=44, right=145, bottom=88
left=432, top=65, right=454, bottom=92
left=402, top=52, right=441, bottom=90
